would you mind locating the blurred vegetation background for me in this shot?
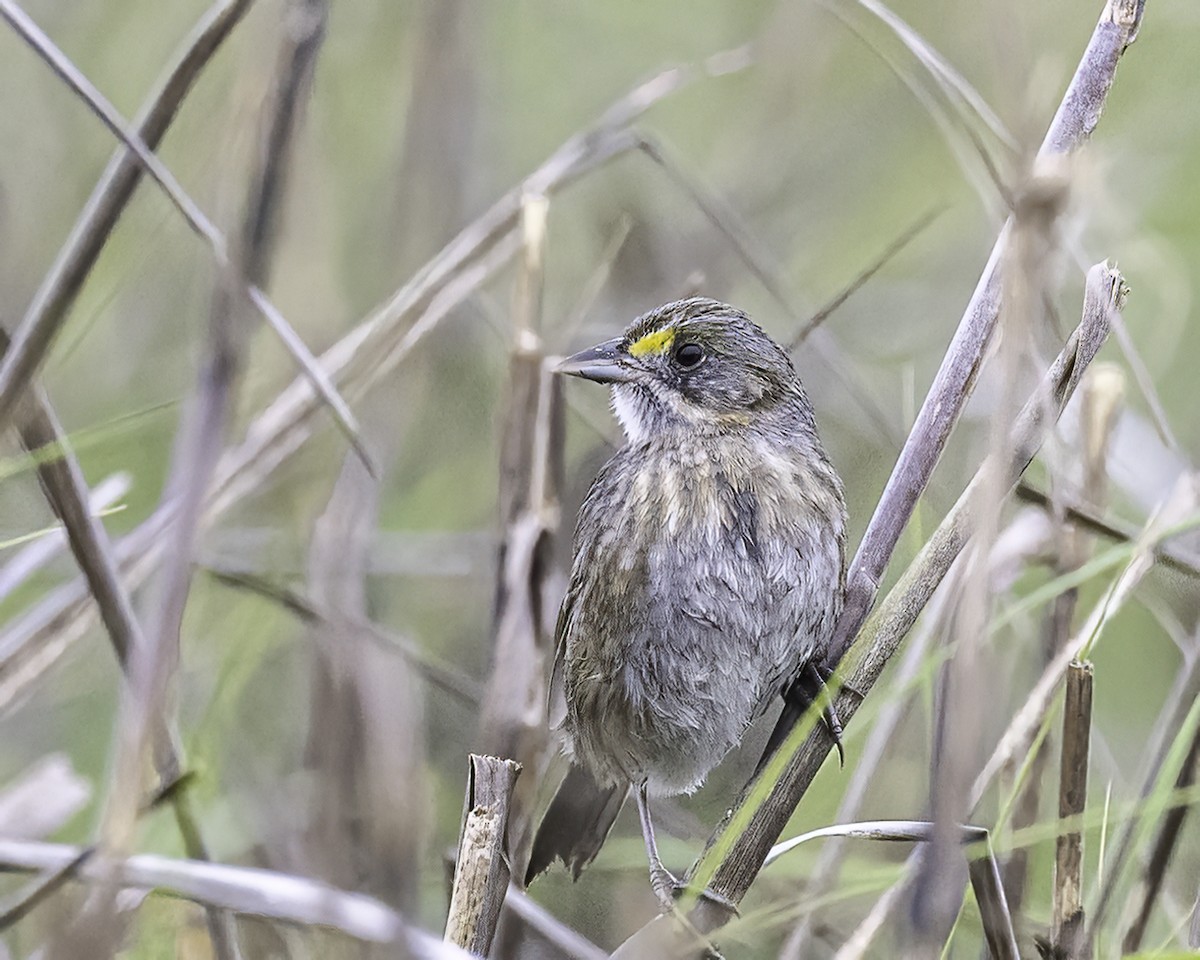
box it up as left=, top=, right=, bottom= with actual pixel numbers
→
left=0, top=0, right=1197, bottom=956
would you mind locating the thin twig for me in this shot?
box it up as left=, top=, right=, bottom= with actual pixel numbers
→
left=1014, top=483, right=1200, bottom=580
left=788, top=205, right=945, bottom=349
left=0, top=847, right=94, bottom=928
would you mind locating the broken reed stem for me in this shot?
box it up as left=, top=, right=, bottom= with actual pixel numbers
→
left=445, top=756, right=522, bottom=957
left=1052, top=660, right=1094, bottom=955
left=967, top=854, right=1021, bottom=960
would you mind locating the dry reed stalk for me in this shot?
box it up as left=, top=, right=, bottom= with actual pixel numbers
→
left=478, top=195, right=566, bottom=898
left=55, top=3, right=327, bottom=955
left=755, top=0, right=1145, bottom=818
left=820, top=0, right=1144, bottom=707
left=657, top=5, right=1146, bottom=942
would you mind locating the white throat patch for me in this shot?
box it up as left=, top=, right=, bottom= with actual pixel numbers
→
left=611, top=385, right=651, bottom=444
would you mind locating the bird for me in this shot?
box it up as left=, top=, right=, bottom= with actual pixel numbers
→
left=524, top=297, right=846, bottom=909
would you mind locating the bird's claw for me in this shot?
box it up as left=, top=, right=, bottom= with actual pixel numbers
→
left=800, top=661, right=845, bottom=766
left=650, top=865, right=681, bottom=913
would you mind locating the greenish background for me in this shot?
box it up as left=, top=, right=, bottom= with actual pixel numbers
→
left=0, top=0, right=1197, bottom=955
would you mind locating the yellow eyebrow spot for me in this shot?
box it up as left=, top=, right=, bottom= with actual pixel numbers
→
left=628, top=326, right=675, bottom=358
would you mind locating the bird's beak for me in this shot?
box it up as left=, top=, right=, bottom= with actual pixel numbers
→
left=556, top=337, right=638, bottom=384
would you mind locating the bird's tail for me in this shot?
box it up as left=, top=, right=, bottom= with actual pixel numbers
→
left=525, top=764, right=627, bottom=885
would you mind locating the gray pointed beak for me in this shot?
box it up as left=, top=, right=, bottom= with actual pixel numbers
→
left=556, top=337, right=638, bottom=383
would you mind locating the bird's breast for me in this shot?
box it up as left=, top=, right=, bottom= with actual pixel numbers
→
left=621, top=437, right=834, bottom=546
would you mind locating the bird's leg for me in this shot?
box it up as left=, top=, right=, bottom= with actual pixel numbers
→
left=634, top=780, right=679, bottom=912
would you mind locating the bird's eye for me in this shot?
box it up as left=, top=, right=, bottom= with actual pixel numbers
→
left=673, top=343, right=705, bottom=368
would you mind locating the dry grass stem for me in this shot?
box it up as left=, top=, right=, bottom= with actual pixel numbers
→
left=1014, top=483, right=1200, bottom=580
left=0, top=473, right=128, bottom=603
left=1087, top=619, right=1200, bottom=943
left=208, top=568, right=482, bottom=704
left=499, top=888, right=607, bottom=960
left=767, top=821, right=1017, bottom=959
left=782, top=512, right=1051, bottom=959
left=970, top=476, right=1197, bottom=815
left=0, top=327, right=235, bottom=955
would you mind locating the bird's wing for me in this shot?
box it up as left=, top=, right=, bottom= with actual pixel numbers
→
left=548, top=560, right=588, bottom=730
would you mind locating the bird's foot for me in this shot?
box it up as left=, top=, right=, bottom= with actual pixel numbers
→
left=650, top=871, right=743, bottom=922
left=649, top=862, right=681, bottom=913
left=802, top=661, right=845, bottom=766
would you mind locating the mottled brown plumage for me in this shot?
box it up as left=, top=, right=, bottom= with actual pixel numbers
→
left=526, top=298, right=846, bottom=907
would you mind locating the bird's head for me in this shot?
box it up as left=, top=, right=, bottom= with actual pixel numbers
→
left=558, top=298, right=807, bottom=444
